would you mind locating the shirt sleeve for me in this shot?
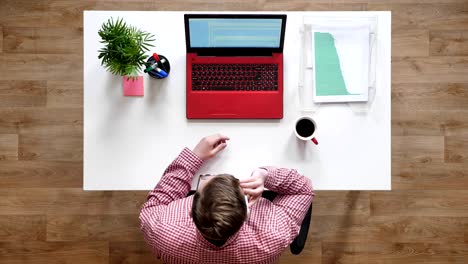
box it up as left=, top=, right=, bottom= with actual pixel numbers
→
left=139, top=148, right=203, bottom=255
left=262, top=166, right=314, bottom=245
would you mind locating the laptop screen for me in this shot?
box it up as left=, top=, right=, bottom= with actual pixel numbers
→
left=185, top=14, right=287, bottom=54
left=188, top=18, right=283, bottom=48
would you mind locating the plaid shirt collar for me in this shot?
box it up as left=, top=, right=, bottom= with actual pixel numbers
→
left=195, top=218, right=243, bottom=250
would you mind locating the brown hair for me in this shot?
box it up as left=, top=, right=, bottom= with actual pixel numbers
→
left=192, top=174, right=247, bottom=244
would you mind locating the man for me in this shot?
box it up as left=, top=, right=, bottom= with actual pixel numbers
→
left=140, top=134, right=314, bottom=264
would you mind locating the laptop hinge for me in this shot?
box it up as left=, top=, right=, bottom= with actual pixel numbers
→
left=197, top=50, right=274, bottom=57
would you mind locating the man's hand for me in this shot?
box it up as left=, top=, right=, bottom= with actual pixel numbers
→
left=192, top=134, right=230, bottom=161
left=240, top=168, right=268, bottom=207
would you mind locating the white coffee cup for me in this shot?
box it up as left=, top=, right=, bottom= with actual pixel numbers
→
left=294, top=116, right=318, bottom=145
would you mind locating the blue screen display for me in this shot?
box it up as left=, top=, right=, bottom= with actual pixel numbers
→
left=189, top=18, right=282, bottom=48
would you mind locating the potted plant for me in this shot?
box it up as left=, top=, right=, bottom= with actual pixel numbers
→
left=98, top=17, right=155, bottom=96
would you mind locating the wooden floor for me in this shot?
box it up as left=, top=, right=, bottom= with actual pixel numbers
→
left=1, top=0, right=468, bottom=263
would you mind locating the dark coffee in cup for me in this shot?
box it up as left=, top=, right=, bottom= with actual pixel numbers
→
left=295, top=118, right=315, bottom=138
left=294, top=116, right=318, bottom=145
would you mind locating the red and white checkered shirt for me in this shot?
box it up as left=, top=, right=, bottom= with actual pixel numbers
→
left=140, top=148, right=314, bottom=264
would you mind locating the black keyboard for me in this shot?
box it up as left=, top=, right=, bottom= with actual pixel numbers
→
left=191, top=63, right=278, bottom=91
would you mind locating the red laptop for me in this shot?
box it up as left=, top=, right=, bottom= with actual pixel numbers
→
left=184, top=14, right=287, bottom=119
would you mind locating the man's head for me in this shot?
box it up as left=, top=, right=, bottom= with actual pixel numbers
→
left=192, top=174, right=247, bottom=244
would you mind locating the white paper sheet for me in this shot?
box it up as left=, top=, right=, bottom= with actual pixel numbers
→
left=311, top=22, right=370, bottom=103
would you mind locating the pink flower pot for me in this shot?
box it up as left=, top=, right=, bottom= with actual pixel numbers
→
left=123, top=76, right=144, bottom=96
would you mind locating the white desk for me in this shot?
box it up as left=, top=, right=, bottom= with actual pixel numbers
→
left=84, top=11, right=391, bottom=190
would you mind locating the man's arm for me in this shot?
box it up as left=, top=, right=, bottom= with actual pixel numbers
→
left=138, top=148, right=202, bottom=259
left=264, top=166, right=313, bottom=231
left=140, top=148, right=203, bottom=217
left=139, top=134, right=229, bottom=255
left=241, top=167, right=314, bottom=244
left=140, top=134, right=230, bottom=218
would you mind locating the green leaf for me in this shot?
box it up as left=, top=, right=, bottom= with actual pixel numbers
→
left=97, top=17, right=155, bottom=76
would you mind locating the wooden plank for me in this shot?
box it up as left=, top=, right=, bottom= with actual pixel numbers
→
left=265, top=0, right=466, bottom=5
left=313, top=191, right=370, bottom=216
left=392, top=83, right=468, bottom=111
left=46, top=215, right=89, bottom=241
left=47, top=81, right=83, bottom=108
left=0, top=241, right=108, bottom=264
left=0, top=26, right=3, bottom=53
left=393, top=29, right=429, bottom=57
left=368, top=216, right=468, bottom=243
left=86, top=191, right=147, bottom=215
left=392, top=136, right=444, bottom=164
left=367, top=3, right=468, bottom=31
left=0, top=108, right=82, bottom=134
left=0, top=54, right=82, bottom=81
left=0, top=54, right=47, bottom=80
left=0, top=134, right=18, bottom=160
left=392, top=56, right=468, bottom=84
left=19, top=132, right=82, bottom=161
left=466, top=224, right=468, bottom=243
left=309, top=215, right=368, bottom=243
left=0, top=80, right=47, bottom=107
left=392, top=109, right=443, bottom=136
left=322, top=242, right=468, bottom=264
left=278, top=241, right=321, bottom=264
left=0, top=0, right=49, bottom=27
left=0, top=215, right=46, bottom=241
left=445, top=136, right=468, bottom=163
left=3, top=27, right=82, bottom=54
left=262, top=2, right=366, bottom=11
left=311, top=215, right=467, bottom=243
left=392, top=162, right=468, bottom=190
left=433, top=111, right=468, bottom=136
left=392, top=109, right=468, bottom=136
left=110, top=241, right=162, bottom=264
left=0, top=188, right=146, bottom=215
left=0, top=188, right=61, bottom=215
left=47, top=215, right=144, bottom=241
left=0, top=161, right=82, bottom=188
left=371, top=191, right=468, bottom=217
left=46, top=54, right=83, bottom=81
left=0, top=108, right=20, bottom=133
left=430, top=31, right=468, bottom=56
